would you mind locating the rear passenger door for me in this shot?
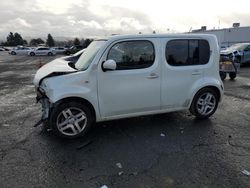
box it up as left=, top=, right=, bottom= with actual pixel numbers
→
left=161, top=39, right=210, bottom=109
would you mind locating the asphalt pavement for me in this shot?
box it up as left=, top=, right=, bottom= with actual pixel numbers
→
left=0, top=52, right=250, bottom=188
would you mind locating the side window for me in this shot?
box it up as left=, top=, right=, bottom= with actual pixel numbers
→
left=107, top=40, right=155, bottom=70
left=166, top=39, right=210, bottom=66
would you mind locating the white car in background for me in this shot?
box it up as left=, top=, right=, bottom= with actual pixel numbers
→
left=52, top=47, right=66, bottom=54
left=9, top=47, right=31, bottom=55
left=28, top=47, right=56, bottom=56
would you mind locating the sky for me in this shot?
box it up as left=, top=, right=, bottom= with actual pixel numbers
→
left=0, top=0, right=250, bottom=40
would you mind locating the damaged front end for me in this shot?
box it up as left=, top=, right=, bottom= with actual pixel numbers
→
left=34, top=87, right=52, bottom=128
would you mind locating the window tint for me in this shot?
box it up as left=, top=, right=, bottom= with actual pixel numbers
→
left=166, top=39, right=210, bottom=66
left=107, top=40, right=155, bottom=70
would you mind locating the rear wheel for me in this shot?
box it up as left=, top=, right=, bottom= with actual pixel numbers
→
left=30, top=52, right=35, bottom=56
left=190, top=88, right=219, bottom=119
left=48, top=52, right=53, bottom=56
left=11, top=51, right=16, bottom=55
left=50, top=101, right=93, bottom=139
left=229, top=72, right=236, bottom=80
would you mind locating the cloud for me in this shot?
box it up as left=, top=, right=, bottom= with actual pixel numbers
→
left=1, top=0, right=249, bottom=41
left=0, top=1, right=153, bottom=40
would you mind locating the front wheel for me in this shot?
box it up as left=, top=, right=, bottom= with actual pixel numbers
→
left=50, top=101, right=93, bottom=139
left=190, top=88, right=219, bottom=119
left=48, top=52, right=53, bottom=56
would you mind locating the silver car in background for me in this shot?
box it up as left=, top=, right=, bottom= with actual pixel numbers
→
left=52, top=47, right=66, bottom=54
left=9, top=46, right=31, bottom=55
left=28, top=47, right=56, bottom=56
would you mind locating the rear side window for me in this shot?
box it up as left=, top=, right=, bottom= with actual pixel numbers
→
left=166, top=39, right=210, bottom=66
left=107, top=40, right=155, bottom=70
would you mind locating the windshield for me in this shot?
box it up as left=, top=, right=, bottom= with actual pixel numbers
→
left=226, top=43, right=248, bottom=52
left=75, top=40, right=106, bottom=70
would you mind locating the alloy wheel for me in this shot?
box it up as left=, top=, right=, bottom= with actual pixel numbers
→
left=196, top=92, right=216, bottom=116
left=56, top=107, right=87, bottom=136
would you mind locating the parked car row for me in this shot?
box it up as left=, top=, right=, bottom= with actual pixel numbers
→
left=8, top=46, right=73, bottom=56
left=7, top=45, right=85, bottom=56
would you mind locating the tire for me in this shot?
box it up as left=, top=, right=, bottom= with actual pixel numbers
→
left=189, top=88, right=219, bottom=119
left=48, top=52, right=53, bottom=56
left=229, top=72, right=236, bottom=80
left=219, top=71, right=226, bottom=81
left=11, top=51, right=16, bottom=55
left=50, top=101, right=94, bottom=139
left=30, top=52, right=35, bottom=56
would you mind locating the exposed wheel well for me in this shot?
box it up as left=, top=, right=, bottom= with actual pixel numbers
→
left=54, top=97, right=96, bottom=121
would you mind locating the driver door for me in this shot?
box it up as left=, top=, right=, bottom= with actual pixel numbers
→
left=97, top=39, right=161, bottom=118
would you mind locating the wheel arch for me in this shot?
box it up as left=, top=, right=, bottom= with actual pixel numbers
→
left=189, top=85, right=221, bottom=108
left=54, top=97, right=96, bottom=121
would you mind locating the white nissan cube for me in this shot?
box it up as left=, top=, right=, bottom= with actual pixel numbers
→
left=33, top=34, right=224, bottom=138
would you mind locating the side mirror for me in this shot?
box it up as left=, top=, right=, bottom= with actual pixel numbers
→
left=102, top=59, right=117, bottom=71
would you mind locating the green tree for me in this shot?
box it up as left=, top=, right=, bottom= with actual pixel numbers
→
left=4, top=32, right=26, bottom=46
left=73, top=38, right=80, bottom=46
left=14, top=33, right=24, bottom=45
left=46, top=34, right=55, bottom=47
left=30, top=38, right=45, bottom=46
left=83, top=38, right=93, bottom=48
left=6, top=32, right=15, bottom=46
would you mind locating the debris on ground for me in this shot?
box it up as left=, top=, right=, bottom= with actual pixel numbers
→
left=160, top=133, right=166, bottom=137
left=242, top=170, right=250, bottom=176
left=116, top=162, right=123, bottom=169
left=118, top=171, right=124, bottom=176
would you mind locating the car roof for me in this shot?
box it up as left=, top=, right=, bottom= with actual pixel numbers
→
left=94, top=34, right=218, bottom=43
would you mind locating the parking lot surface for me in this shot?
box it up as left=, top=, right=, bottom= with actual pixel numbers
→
left=0, top=52, right=250, bottom=188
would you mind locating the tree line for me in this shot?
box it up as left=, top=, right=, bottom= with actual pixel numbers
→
left=1, top=32, right=93, bottom=48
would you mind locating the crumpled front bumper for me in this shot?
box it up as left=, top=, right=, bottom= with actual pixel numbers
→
left=34, top=88, right=52, bottom=127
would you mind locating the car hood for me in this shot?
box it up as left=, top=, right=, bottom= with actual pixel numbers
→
left=33, top=58, right=76, bottom=87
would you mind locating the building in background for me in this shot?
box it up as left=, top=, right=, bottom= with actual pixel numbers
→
left=191, top=23, right=250, bottom=49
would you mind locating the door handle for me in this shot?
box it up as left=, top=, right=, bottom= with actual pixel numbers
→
left=147, top=73, right=159, bottom=79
